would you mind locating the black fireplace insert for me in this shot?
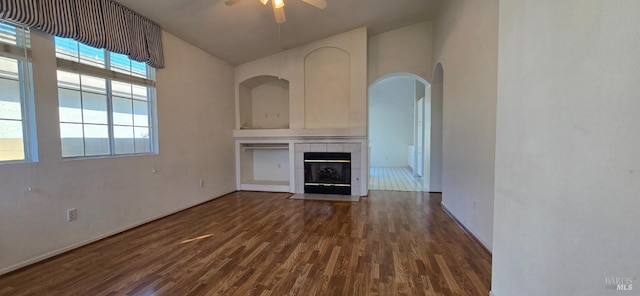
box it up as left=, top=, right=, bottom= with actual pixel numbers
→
left=304, top=152, right=351, bottom=195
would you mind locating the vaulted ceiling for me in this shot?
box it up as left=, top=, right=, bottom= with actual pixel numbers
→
left=114, top=0, right=442, bottom=65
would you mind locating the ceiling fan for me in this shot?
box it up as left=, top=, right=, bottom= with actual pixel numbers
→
left=225, top=0, right=327, bottom=24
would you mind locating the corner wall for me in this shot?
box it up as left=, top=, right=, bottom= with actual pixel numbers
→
left=0, top=31, right=236, bottom=274
left=492, top=1, right=640, bottom=295
left=431, top=0, right=498, bottom=250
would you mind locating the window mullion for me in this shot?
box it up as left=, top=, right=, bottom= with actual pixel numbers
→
left=18, top=21, right=31, bottom=124
left=17, top=60, right=29, bottom=160
left=79, top=75, right=87, bottom=157
left=106, top=85, right=115, bottom=156
left=104, top=49, right=116, bottom=156
left=104, top=49, right=111, bottom=71
left=146, top=87, right=153, bottom=153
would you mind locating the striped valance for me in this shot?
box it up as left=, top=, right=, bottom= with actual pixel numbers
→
left=0, top=0, right=164, bottom=68
left=75, top=0, right=105, bottom=48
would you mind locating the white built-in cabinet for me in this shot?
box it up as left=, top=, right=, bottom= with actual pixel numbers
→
left=237, top=142, right=291, bottom=192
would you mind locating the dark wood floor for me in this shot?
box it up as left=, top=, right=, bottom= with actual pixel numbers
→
left=0, top=191, right=491, bottom=296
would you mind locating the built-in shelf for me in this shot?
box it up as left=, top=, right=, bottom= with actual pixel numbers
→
left=242, top=180, right=289, bottom=186
left=239, top=143, right=290, bottom=192
left=242, top=145, right=289, bottom=151
left=240, top=180, right=290, bottom=192
left=238, top=75, right=290, bottom=130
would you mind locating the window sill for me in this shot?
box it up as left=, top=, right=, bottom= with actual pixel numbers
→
left=61, top=152, right=157, bottom=162
left=0, top=159, right=36, bottom=166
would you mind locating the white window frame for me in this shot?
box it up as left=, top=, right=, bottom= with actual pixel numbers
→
left=0, top=21, right=37, bottom=164
left=54, top=37, right=158, bottom=158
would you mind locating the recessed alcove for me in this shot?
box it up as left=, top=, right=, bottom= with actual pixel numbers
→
left=238, top=75, right=290, bottom=130
left=304, top=47, right=351, bottom=129
left=238, top=143, right=291, bottom=192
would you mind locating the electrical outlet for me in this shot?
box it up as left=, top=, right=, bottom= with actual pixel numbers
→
left=67, top=208, right=77, bottom=222
left=200, top=179, right=205, bottom=187
left=277, top=163, right=281, bottom=168
left=473, top=200, right=476, bottom=210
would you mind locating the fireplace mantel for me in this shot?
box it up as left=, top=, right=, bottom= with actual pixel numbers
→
left=233, top=127, right=366, bottom=140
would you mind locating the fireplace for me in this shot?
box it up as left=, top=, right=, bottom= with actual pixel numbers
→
left=304, top=152, right=351, bottom=195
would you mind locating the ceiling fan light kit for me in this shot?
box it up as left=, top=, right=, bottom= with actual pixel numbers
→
left=272, top=0, right=286, bottom=23
left=225, top=0, right=327, bottom=24
left=273, top=0, right=285, bottom=8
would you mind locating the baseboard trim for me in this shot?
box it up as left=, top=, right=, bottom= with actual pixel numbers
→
left=0, top=190, right=236, bottom=276
left=440, top=202, right=492, bottom=256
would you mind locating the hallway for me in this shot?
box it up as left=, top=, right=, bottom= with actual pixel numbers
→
left=369, top=167, right=427, bottom=192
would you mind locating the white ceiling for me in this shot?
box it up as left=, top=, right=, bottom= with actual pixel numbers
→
left=114, top=0, right=442, bottom=65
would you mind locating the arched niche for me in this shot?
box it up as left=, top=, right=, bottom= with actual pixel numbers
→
left=304, top=47, right=351, bottom=129
left=239, top=75, right=290, bottom=129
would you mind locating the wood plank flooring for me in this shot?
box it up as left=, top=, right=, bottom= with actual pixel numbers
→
left=0, top=191, right=491, bottom=296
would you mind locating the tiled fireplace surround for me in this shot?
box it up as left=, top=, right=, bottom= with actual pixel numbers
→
left=294, top=142, right=363, bottom=195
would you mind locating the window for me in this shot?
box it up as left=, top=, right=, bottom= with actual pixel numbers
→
left=55, top=37, right=157, bottom=158
left=0, top=21, right=34, bottom=162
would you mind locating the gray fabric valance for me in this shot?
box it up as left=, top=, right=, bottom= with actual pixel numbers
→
left=0, top=0, right=164, bottom=68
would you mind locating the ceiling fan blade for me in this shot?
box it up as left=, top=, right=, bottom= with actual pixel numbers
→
left=225, top=0, right=244, bottom=6
left=272, top=1, right=286, bottom=23
left=301, top=0, right=326, bottom=9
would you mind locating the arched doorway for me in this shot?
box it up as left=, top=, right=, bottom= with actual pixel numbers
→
left=368, top=73, right=431, bottom=192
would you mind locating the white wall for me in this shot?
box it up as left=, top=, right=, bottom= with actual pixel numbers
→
left=0, top=30, right=236, bottom=274
left=432, top=0, right=498, bottom=250
left=368, top=21, right=433, bottom=84
left=492, top=1, right=640, bottom=295
left=369, top=77, right=415, bottom=167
